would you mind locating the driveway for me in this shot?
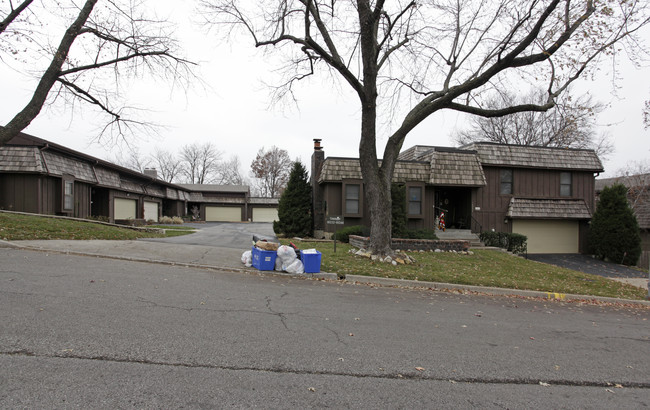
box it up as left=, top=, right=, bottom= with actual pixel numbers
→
left=140, top=222, right=278, bottom=249
left=527, top=253, right=647, bottom=278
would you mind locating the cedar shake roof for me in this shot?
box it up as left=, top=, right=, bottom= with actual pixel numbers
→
left=397, top=145, right=436, bottom=161
left=506, top=198, right=592, bottom=219
left=428, top=150, right=486, bottom=186
left=318, top=158, right=431, bottom=184
left=0, top=146, right=45, bottom=173
left=178, top=184, right=250, bottom=193
left=249, top=197, right=279, bottom=205
left=320, top=149, right=486, bottom=186
left=461, top=142, right=604, bottom=172
left=596, top=174, right=650, bottom=229
left=0, top=129, right=191, bottom=198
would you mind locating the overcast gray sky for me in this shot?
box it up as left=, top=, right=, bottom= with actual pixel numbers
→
left=1, top=1, right=648, bottom=179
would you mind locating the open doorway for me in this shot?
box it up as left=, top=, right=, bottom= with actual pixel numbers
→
left=434, top=188, right=472, bottom=229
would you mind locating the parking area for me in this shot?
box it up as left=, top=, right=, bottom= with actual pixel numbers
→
left=527, top=254, right=647, bottom=279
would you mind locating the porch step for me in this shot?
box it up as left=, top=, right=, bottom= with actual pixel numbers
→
left=435, top=229, right=484, bottom=247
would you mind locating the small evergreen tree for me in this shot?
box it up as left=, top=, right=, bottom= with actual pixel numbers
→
left=589, top=184, right=641, bottom=266
left=273, top=161, right=312, bottom=237
left=391, top=183, right=407, bottom=238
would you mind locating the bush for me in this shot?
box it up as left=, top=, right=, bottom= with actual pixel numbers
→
left=171, top=216, right=184, bottom=225
left=401, top=229, right=438, bottom=240
left=391, top=183, right=407, bottom=237
left=589, top=184, right=641, bottom=266
left=160, top=216, right=174, bottom=224
left=333, top=225, right=368, bottom=243
left=480, top=231, right=527, bottom=255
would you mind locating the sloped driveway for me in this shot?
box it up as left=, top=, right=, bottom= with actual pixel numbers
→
left=527, top=254, right=646, bottom=278
left=140, top=222, right=277, bottom=249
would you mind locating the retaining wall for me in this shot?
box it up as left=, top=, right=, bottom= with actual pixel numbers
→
left=349, top=235, right=470, bottom=252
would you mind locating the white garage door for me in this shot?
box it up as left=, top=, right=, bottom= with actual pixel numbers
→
left=512, top=220, right=579, bottom=254
left=205, top=206, right=242, bottom=222
left=114, top=198, right=137, bottom=220
left=144, top=201, right=159, bottom=222
left=252, top=207, right=278, bottom=223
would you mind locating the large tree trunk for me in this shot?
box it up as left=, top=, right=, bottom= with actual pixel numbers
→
left=359, top=104, right=393, bottom=256
left=356, top=0, right=394, bottom=256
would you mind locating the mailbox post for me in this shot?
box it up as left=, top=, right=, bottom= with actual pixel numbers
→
left=326, top=216, right=345, bottom=252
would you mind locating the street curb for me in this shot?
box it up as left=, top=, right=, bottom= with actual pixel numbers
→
left=3, top=243, right=339, bottom=281
left=344, top=275, right=650, bottom=306
left=4, top=242, right=647, bottom=306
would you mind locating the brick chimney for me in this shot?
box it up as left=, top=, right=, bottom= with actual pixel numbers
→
left=311, top=139, right=325, bottom=236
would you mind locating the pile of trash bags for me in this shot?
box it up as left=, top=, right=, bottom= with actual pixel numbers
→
left=241, top=241, right=311, bottom=274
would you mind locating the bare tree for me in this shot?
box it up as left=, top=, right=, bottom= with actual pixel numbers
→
left=613, top=161, right=650, bottom=212
left=111, top=147, right=151, bottom=173
left=202, top=0, right=649, bottom=255
left=151, top=149, right=183, bottom=183
left=180, top=142, right=222, bottom=184
left=250, top=146, right=291, bottom=198
left=455, top=90, right=613, bottom=159
left=0, top=0, right=194, bottom=146
left=215, top=154, right=247, bottom=185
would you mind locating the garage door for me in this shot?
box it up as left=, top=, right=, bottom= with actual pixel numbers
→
left=512, top=220, right=579, bottom=254
left=114, top=198, right=137, bottom=220
left=144, top=201, right=159, bottom=222
left=252, top=207, right=278, bottom=223
left=205, top=206, right=242, bottom=222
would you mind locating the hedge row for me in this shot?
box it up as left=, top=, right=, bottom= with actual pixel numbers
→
left=479, top=231, right=527, bottom=255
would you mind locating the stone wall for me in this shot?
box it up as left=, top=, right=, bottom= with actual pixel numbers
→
left=349, top=235, right=470, bottom=252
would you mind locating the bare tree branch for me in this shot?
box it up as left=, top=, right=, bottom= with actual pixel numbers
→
left=0, top=0, right=33, bottom=35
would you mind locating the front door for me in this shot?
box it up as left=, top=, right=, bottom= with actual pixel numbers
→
left=434, top=188, right=471, bottom=229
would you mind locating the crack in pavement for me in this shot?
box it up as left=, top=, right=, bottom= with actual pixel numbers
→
left=3, top=349, right=649, bottom=389
left=265, top=295, right=290, bottom=331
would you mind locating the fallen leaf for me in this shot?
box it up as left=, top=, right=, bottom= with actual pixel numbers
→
left=605, top=389, right=615, bottom=394
left=539, top=382, right=550, bottom=387
left=348, top=333, right=354, bottom=336
left=338, top=357, right=344, bottom=362
left=615, top=384, right=624, bottom=389
left=415, top=367, right=425, bottom=372
left=308, top=387, right=316, bottom=392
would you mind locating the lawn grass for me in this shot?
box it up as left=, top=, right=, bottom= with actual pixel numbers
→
left=294, top=240, right=647, bottom=301
left=0, top=212, right=192, bottom=241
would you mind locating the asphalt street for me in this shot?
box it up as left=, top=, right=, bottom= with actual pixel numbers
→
left=1, top=248, right=648, bottom=408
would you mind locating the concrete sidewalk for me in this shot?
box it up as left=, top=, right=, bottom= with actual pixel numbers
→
left=2, top=239, right=648, bottom=305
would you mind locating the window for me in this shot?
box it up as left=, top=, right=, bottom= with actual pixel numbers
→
left=345, top=184, right=360, bottom=215
left=560, top=172, right=572, bottom=197
left=500, top=169, right=513, bottom=195
left=63, top=179, right=74, bottom=211
left=408, top=186, right=422, bottom=216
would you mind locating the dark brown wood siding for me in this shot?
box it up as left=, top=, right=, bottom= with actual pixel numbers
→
left=473, top=167, right=512, bottom=233
left=473, top=166, right=597, bottom=234
left=0, top=174, right=60, bottom=215
left=72, top=181, right=92, bottom=219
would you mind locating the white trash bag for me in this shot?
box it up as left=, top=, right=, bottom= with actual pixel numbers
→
left=275, top=257, right=284, bottom=271
left=241, top=250, right=252, bottom=267
left=284, top=259, right=304, bottom=274
left=276, top=245, right=297, bottom=264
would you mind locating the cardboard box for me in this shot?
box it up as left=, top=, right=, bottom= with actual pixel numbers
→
left=300, top=250, right=322, bottom=273
left=252, top=246, right=277, bottom=271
